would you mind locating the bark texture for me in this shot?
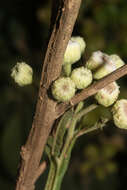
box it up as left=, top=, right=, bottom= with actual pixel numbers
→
left=15, top=1, right=82, bottom=190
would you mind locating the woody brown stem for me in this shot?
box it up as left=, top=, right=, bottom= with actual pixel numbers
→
left=15, top=1, right=82, bottom=190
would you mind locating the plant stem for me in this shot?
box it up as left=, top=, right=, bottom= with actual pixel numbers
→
left=76, top=104, right=98, bottom=120
left=44, top=104, right=99, bottom=190
left=44, top=161, right=56, bottom=190
left=47, top=139, right=76, bottom=190
left=76, top=118, right=109, bottom=138
left=44, top=114, right=77, bottom=190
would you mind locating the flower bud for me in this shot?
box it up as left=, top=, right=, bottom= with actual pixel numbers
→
left=64, top=40, right=81, bottom=64
left=52, top=77, right=76, bottom=102
left=112, top=99, right=127, bottom=129
left=11, top=62, right=33, bottom=86
left=71, top=36, right=86, bottom=54
left=71, top=67, right=92, bottom=89
left=95, top=82, right=119, bottom=107
left=93, top=54, right=125, bottom=80
left=110, top=54, right=125, bottom=68
left=86, top=51, right=104, bottom=70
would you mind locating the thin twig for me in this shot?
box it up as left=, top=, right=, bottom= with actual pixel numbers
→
left=76, top=118, right=109, bottom=138
left=76, top=104, right=98, bottom=120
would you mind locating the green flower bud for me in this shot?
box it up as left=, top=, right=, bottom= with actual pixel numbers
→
left=52, top=77, right=76, bottom=102
left=95, top=82, right=119, bottom=107
left=86, top=51, right=104, bottom=70
left=93, top=54, right=125, bottom=80
left=71, top=67, right=92, bottom=89
left=11, top=62, right=33, bottom=86
left=64, top=40, right=81, bottom=64
left=112, top=99, right=127, bottom=129
left=71, top=36, right=86, bottom=54
left=110, top=54, right=125, bottom=68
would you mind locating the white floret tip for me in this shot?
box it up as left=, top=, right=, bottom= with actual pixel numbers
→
left=64, top=40, right=81, bottom=64
left=71, top=36, right=86, bottom=54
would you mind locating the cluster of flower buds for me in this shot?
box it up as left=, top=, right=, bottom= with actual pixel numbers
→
left=11, top=36, right=127, bottom=130
left=86, top=50, right=127, bottom=129
left=51, top=37, right=126, bottom=104
left=52, top=36, right=93, bottom=102
left=51, top=37, right=127, bottom=130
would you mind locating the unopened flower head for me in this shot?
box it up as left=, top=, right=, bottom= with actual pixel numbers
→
left=11, top=62, right=33, bottom=86
left=112, top=99, right=127, bottom=129
left=93, top=54, right=125, bottom=80
left=64, top=40, right=81, bottom=64
left=71, top=67, right=92, bottom=89
left=52, top=77, right=76, bottom=102
left=71, top=36, right=86, bottom=54
left=110, top=54, right=125, bottom=68
left=95, top=82, right=119, bottom=107
left=86, top=51, right=105, bottom=70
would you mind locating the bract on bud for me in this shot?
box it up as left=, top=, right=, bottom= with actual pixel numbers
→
left=71, top=67, right=92, bottom=89
left=52, top=77, right=76, bottom=102
left=11, top=62, right=33, bottom=86
left=71, top=36, right=86, bottom=54
left=112, top=99, right=127, bottom=129
left=95, top=82, right=119, bottom=107
left=93, top=54, right=125, bottom=80
left=86, top=51, right=105, bottom=70
left=64, top=40, right=81, bottom=64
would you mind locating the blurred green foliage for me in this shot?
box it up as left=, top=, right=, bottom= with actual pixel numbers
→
left=1, top=0, right=127, bottom=189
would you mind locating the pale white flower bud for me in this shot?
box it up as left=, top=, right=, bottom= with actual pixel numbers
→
left=64, top=40, right=81, bottom=64
left=52, top=77, right=76, bottom=102
left=95, top=82, right=119, bottom=107
left=93, top=54, right=125, bottom=80
left=112, top=99, right=127, bottom=129
left=86, top=51, right=105, bottom=70
left=71, top=36, right=86, bottom=54
left=71, top=67, right=92, bottom=89
left=110, top=54, right=125, bottom=68
left=11, top=62, right=33, bottom=86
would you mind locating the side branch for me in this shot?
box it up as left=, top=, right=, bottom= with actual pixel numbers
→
left=56, top=65, right=127, bottom=117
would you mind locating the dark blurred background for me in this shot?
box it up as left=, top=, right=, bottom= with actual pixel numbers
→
left=1, top=0, right=127, bottom=189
